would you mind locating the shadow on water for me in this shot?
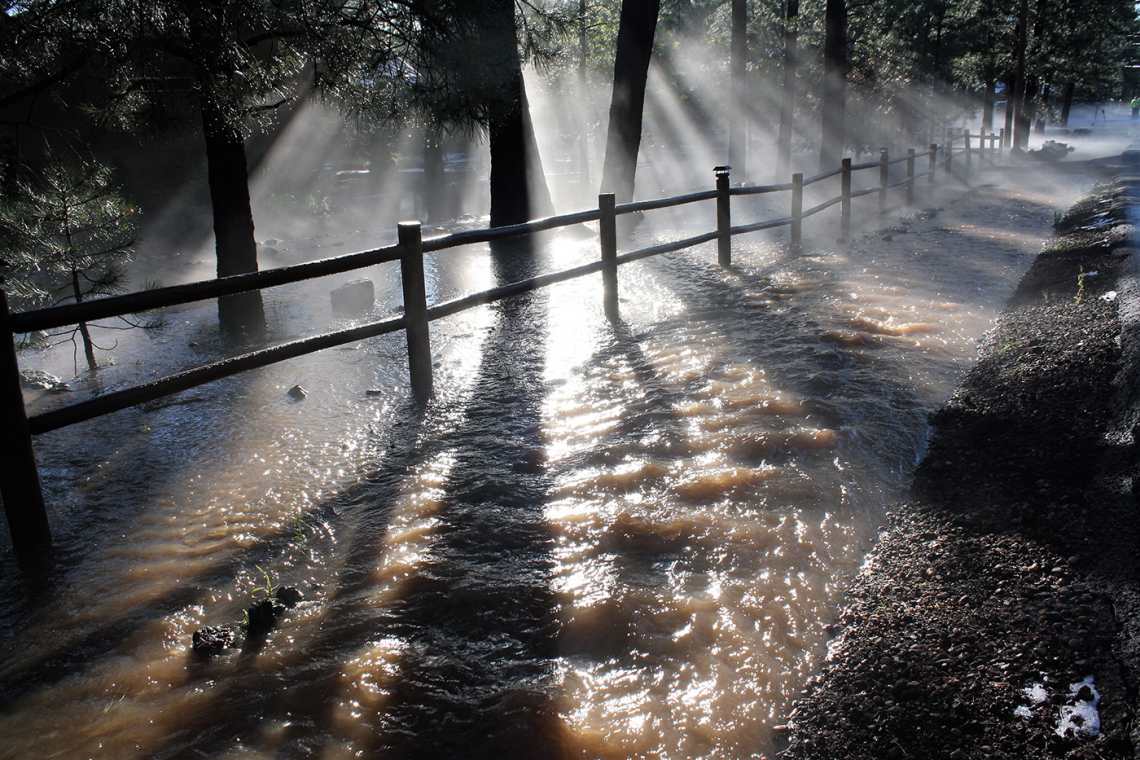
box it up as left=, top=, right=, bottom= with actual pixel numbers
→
left=106, top=235, right=568, bottom=759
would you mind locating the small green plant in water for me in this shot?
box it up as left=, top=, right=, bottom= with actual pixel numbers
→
left=1075, top=267, right=1086, bottom=304
left=251, top=565, right=276, bottom=601
left=292, top=513, right=308, bottom=548
left=1042, top=291, right=1050, bottom=302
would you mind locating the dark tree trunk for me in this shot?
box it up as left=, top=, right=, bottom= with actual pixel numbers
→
left=728, top=0, right=747, bottom=175
left=487, top=0, right=552, bottom=228
left=578, top=0, right=591, bottom=202
left=600, top=0, right=661, bottom=204
left=1035, top=82, right=1050, bottom=133
left=71, top=268, right=97, bottom=371
left=423, top=133, right=446, bottom=222
left=1012, top=0, right=1030, bottom=150
left=982, top=78, right=996, bottom=132
left=1004, top=75, right=1016, bottom=145
left=1061, top=80, right=1075, bottom=126
left=489, top=76, right=553, bottom=227
left=818, top=0, right=847, bottom=172
left=201, top=99, right=266, bottom=342
left=776, top=0, right=799, bottom=180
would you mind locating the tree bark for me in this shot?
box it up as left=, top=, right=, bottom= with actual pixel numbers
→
left=818, top=0, right=847, bottom=172
left=201, top=99, right=266, bottom=342
left=600, top=0, right=661, bottom=204
left=1004, top=75, right=1016, bottom=145
left=982, top=78, right=995, bottom=132
left=728, top=0, right=747, bottom=176
left=775, top=0, right=799, bottom=180
left=487, top=0, right=553, bottom=228
left=578, top=0, right=592, bottom=202
left=1012, top=0, right=1030, bottom=150
left=1061, top=80, right=1075, bottom=126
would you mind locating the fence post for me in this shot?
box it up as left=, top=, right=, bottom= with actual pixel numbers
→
left=906, top=148, right=916, bottom=206
left=878, top=148, right=889, bottom=214
left=398, top=222, right=433, bottom=404
left=0, top=286, right=52, bottom=559
left=715, top=166, right=732, bottom=268
left=964, top=129, right=972, bottom=172
left=600, top=193, right=618, bottom=319
left=946, top=133, right=954, bottom=176
left=791, top=173, right=803, bottom=246
left=999, top=128, right=1005, bottom=162
left=928, top=143, right=937, bottom=186
left=841, top=158, right=852, bottom=240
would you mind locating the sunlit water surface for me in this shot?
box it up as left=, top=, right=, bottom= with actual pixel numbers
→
left=0, top=172, right=1080, bottom=759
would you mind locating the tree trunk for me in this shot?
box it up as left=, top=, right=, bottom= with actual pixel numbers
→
left=1004, top=75, right=1016, bottom=145
left=487, top=0, right=552, bottom=228
left=578, top=0, right=591, bottom=202
left=423, top=133, right=446, bottom=222
left=775, top=0, right=799, bottom=180
left=1060, top=80, right=1075, bottom=126
left=201, top=99, right=266, bottom=342
left=728, top=0, right=747, bottom=176
left=818, top=0, right=847, bottom=172
left=1012, top=0, right=1030, bottom=150
left=71, top=268, right=97, bottom=371
left=1035, top=82, right=1050, bottom=134
left=600, top=0, right=661, bottom=204
left=982, top=78, right=995, bottom=132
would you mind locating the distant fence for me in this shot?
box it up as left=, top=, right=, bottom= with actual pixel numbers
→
left=0, top=127, right=1005, bottom=558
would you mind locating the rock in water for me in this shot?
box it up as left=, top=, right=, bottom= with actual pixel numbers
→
left=331, top=278, right=374, bottom=316
left=20, top=369, right=60, bottom=390
left=288, top=385, right=307, bottom=400
left=192, top=626, right=236, bottom=656
left=275, top=586, right=304, bottom=608
left=244, top=599, right=285, bottom=640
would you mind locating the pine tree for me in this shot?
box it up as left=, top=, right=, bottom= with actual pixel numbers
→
left=0, top=157, right=164, bottom=372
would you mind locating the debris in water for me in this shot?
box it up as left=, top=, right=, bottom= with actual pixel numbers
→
left=1100, top=291, right=1117, bottom=303
left=192, top=626, right=236, bottom=657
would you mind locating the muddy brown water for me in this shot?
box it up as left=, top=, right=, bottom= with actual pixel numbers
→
left=0, top=171, right=1083, bottom=758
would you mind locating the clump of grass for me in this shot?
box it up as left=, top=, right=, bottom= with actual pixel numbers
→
left=1075, top=267, right=1086, bottom=304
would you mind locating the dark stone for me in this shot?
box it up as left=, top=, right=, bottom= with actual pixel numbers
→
left=245, top=599, right=285, bottom=640
left=275, top=586, right=304, bottom=608
left=192, top=626, right=236, bottom=657
left=288, top=385, right=307, bottom=400
left=331, top=277, right=375, bottom=315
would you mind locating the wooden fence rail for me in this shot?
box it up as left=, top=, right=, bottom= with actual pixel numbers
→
left=0, top=128, right=1003, bottom=558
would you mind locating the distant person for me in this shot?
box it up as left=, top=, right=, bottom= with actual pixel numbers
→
left=1132, top=96, right=1139, bottom=120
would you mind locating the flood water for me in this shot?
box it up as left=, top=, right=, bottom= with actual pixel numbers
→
left=0, top=169, right=1082, bottom=758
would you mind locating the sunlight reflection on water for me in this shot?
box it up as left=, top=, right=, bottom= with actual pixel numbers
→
left=0, top=173, right=1083, bottom=758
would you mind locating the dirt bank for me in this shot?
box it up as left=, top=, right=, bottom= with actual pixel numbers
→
left=781, top=170, right=1140, bottom=759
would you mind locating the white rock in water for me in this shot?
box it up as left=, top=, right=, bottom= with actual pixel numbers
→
left=20, top=369, right=60, bottom=390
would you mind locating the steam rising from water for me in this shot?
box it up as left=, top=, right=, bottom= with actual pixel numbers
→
left=0, top=42, right=1120, bottom=757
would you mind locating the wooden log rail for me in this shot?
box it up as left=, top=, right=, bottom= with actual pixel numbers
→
left=0, top=132, right=1004, bottom=558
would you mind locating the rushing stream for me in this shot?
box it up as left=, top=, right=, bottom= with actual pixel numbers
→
left=0, top=171, right=1080, bottom=759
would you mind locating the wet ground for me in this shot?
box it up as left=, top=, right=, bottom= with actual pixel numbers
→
left=782, top=168, right=1140, bottom=759
left=0, top=159, right=1092, bottom=758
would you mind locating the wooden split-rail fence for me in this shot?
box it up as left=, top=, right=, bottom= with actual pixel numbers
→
left=0, top=128, right=1005, bottom=559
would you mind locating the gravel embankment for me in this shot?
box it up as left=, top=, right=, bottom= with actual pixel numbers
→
left=781, top=169, right=1140, bottom=760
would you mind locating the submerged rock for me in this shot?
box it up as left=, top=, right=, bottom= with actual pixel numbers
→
left=331, top=277, right=375, bottom=315
left=287, top=384, right=307, bottom=400
left=275, top=586, right=304, bottom=608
